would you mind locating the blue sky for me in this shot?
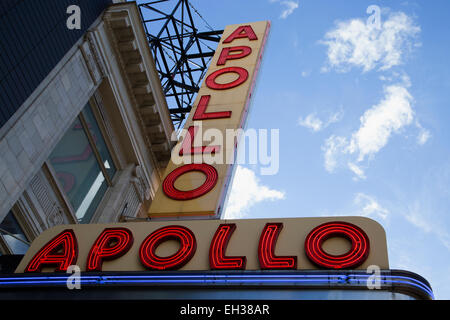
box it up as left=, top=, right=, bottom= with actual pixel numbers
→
left=155, top=0, right=450, bottom=299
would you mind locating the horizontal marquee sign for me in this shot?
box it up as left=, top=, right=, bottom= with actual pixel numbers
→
left=15, top=217, right=389, bottom=273
left=148, top=21, right=270, bottom=219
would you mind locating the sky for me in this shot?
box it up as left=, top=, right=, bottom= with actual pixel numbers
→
left=143, top=0, right=450, bottom=299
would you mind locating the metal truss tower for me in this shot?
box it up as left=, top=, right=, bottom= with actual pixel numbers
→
left=137, top=0, right=223, bottom=129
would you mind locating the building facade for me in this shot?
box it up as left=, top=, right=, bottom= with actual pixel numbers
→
left=0, top=0, right=174, bottom=256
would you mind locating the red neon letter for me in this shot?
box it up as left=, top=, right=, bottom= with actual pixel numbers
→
left=258, top=223, right=297, bottom=270
left=209, top=224, right=246, bottom=270
left=139, top=225, right=197, bottom=270
left=162, top=163, right=218, bottom=200
left=179, top=126, right=220, bottom=156
left=206, top=67, right=248, bottom=90
left=86, top=228, right=133, bottom=271
left=25, top=229, right=78, bottom=272
left=217, top=46, right=252, bottom=66
left=304, top=221, right=370, bottom=269
left=193, top=95, right=232, bottom=121
left=223, top=25, right=258, bottom=43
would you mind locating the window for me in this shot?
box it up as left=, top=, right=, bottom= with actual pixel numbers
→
left=49, top=103, right=116, bottom=223
left=0, top=211, right=30, bottom=255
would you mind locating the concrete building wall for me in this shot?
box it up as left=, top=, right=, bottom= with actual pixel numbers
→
left=0, top=42, right=97, bottom=223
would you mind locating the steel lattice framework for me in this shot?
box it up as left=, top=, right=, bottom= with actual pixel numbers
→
left=137, top=0, right=223, bottom=128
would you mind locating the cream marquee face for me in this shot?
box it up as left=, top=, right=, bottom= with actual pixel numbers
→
left=15, top=217, right=389, bottom=273
left=148, top=21, right=271, bottom=219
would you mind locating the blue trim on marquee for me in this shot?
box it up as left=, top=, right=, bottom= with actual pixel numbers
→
left=0, top=271, right=434, bottom=299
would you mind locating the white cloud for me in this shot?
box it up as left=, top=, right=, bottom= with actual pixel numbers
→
left=269, top=0, right=299, bottom=19
left=321, top=11, right=420, bottom=72
left=380, top=75, right=431, bottom=147
left=349, top=84, right=414, bottom=162
left=323, top=135, right=348, bottom=172
left=416, top=122, right=431, bottom=145
left=404, top=201, right=450, bottom=250
left=348, top=162, right=366, bottom=180
left=354, top=193, right=389, bottom=220
left=319, top=192, right=389, bottom=222
left=323, top=84, right=415, bottom=178
left=298, top=109, right=343, bottom=132
left=379, top=71, right=412, bottom=87
left=417, top=128, right=431, bottom=145
left=280, top=1, right=299, bottom=19
left=319, top=10, right=427, bottom=179
left=392, top=163, right=450, bottom=252
left=298, top=113, right=323, bottom=132
left=301, top=70, right=310, bottom=77
left=223, top=166, right=286, bottom=219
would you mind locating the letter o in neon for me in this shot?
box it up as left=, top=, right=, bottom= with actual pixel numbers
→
left=162, top=163, right=218, bottom=200
left=206, top=67, right=248, bottom=90
left=304, top=221, right=370, bottom=269
left=139, top=225, right=197, bottom=270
